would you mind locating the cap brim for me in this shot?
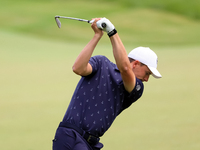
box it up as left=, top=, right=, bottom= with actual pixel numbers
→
left=148, top=66, right=162, bottom=78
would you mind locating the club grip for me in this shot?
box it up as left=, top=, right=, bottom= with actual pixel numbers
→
left=89, top=20, right=106, bottom=29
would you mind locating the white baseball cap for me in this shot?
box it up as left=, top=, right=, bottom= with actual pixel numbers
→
left=128, top=47, right=162, bottom=78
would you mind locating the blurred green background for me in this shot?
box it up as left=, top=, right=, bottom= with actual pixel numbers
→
left=1, top=0, right=200, bottom=150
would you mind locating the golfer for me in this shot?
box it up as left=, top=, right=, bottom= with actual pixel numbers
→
left=53, top=18, right=162, bottom=150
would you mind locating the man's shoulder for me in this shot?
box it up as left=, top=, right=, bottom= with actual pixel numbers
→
left=91, top=55, right=109, bottom=61
left=91, top=55, right=116, bottom=66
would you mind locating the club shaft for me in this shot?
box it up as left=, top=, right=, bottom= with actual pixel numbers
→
left=55, top=16, right=90, bottom=23
left=55, top=15, right=106, bottom=29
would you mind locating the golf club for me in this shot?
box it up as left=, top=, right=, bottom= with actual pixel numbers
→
left=55, top=16, right=106, bottom=29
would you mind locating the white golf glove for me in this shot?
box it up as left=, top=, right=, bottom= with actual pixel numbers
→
left=96, top=17, right=117, bottom=37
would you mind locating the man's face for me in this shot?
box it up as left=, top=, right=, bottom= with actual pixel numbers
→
left=132, top=61, right=152, bottom=82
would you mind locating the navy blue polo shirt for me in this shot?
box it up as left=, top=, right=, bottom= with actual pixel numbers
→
left=62, top=55, right=144, bottom=137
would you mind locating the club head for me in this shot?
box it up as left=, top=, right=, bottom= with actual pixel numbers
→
left=55, top=16, right=61, bottom=28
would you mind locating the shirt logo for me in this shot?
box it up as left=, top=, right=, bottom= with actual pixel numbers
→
left=136, top=85, right=141, bottom=91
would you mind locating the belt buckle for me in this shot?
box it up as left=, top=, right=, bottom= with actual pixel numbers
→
left=87, top=135, right=99, bottom=145
left=87, top=135, right=93, bottom=143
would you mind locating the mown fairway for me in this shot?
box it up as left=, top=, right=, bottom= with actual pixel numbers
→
left=0, top=0, right=200, bottom=150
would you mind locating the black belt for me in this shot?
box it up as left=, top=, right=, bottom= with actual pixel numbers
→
left=59, top=122, right=100, bottom=145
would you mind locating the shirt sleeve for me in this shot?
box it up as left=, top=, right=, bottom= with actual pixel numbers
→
left=88, top=55, right=104, bottom=75
left=122, top=77, right=144, bottom=110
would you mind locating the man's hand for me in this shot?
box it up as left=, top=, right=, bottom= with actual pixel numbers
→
left=96, top=18, right=117, bottom=37
left=91, top=18, right=104, bottom=37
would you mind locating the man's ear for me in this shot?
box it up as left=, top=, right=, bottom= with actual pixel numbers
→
left=131, top=60, right=140, bottom=68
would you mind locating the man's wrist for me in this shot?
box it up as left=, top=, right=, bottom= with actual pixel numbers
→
left=108, top=29, right=117, bottom=37
left=94, top=32, right=103, bottom=39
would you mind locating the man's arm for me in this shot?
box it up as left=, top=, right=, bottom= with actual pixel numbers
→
left=72, top=19, right=103, bottom=76
left=110, top=33, right=136, bottom=93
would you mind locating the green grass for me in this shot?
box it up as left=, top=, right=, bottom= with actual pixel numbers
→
left=103, top=0, right=200, bottom=19
left=0, top=0, right=200, bottom=46
left=1, top=30, right=200, bottom=150
left=1, top=0, right=200, bottom=149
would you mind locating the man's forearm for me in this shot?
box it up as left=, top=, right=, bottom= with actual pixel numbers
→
left=72, top=34, right=102, bottom=76
left=110, top=33, right=131, bottom=73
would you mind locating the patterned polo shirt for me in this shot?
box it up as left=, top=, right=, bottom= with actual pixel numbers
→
left=62, top=55, right=144, bottom=137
